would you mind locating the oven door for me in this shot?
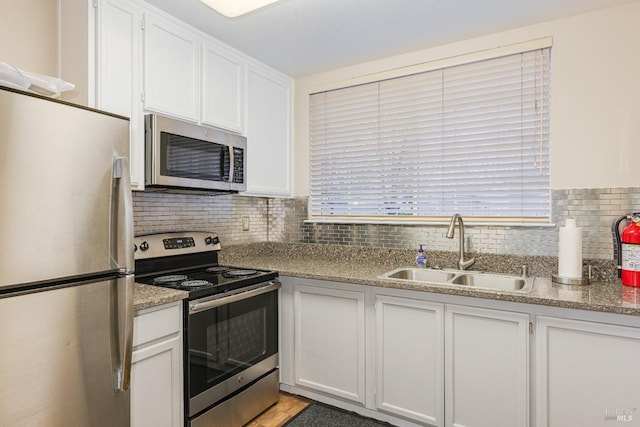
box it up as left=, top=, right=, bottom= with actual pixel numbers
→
left=187, top=281, right=280, bottom=417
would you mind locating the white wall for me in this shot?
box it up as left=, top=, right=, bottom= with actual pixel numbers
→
left=0, top=0, right=90, bottom=105
left=293, top=2, right=640, bottom=196
left=58, top=0, right=92, bottom=105
left=0, top=0, right=58, bottom=76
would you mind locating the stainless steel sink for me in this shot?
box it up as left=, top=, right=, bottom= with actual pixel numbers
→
left=450, top=273, right=529, bottom=291
left=378, top=267, right=533, bottom=292
left=383, top=268, right=456, bottom=283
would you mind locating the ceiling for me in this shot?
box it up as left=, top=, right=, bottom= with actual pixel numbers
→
left=144, top=0, right=637, bottom=78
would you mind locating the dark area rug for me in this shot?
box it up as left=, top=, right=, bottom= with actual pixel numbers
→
left=284, top=402, right=393, bottom=427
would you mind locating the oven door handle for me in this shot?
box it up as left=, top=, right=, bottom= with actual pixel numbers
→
left=189, top=281, right=281, bottom=314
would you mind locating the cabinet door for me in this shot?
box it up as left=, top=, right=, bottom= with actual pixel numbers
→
left=245, top=65, right=292, bottom=196
left=143, top=11, right=199, bottom=122
left=536, top=316, right=640, bottom=427
left=445, top=305, right=529, bottom=427
left=201, top=41, right=244, bottom=133
left=96, top=0, right=144, bottom=190
left=132, top=303, right=183, bottom=427
left=375, top=295, right=444, bottom=426
left=131, top=336, right=182, bottom=427
left=294, top=284, right=366, bottom=403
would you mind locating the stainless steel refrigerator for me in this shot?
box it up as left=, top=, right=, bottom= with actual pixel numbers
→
left=0, top=86, right=134, bottom=426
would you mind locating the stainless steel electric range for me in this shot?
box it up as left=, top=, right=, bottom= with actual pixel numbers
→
left=134, top=231, right=280, bottom=427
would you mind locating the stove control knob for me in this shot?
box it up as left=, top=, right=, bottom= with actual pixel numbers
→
left=140, top=241, right=149, bottom=251
left=205, top=236, right=219, bottom=245
left=134, top=244, right=138, bottom=252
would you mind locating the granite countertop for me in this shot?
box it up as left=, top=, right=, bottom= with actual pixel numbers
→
left=219, top=242, right=640, bottom=317
left=134, top=283, right=188, bottom=312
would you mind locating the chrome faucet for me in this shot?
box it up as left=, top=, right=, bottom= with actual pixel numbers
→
left=446, top=213, right=475, bottom=270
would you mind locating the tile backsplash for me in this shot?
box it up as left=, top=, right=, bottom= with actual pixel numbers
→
left=133, top=192, right=269, bottom=244
left=134, top=187, right=640, bottom=262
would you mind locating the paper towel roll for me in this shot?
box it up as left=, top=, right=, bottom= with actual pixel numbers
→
left=558, top=218, right=583, bottom=278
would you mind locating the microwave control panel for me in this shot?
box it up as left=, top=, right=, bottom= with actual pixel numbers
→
left=233, top=147, right=244, bottom=183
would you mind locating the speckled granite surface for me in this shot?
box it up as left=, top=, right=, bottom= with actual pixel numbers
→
left=220, top=242, right=640, bottom=316
left=134, top=283, right=188, bottom=312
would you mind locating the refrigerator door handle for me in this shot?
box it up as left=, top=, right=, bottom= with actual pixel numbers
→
left=111, top=274, right=135, bottom=391
left=112, top=157, right=134, bottom=274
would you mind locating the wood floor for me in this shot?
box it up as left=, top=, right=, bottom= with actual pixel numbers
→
left=245, top=392, right=311, bottom=427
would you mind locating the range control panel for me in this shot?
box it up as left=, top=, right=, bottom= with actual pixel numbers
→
left=163, top=237, right=195, bottom=250
left=134, top=231, right=221, bottom=260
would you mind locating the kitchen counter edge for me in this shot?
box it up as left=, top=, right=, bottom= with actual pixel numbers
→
left=134, top=283, right=188, bottom=312
left=219, top=254, right=640, bottom=317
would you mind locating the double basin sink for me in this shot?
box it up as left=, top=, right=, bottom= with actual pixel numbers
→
left=378, top=267, right=533, bottom=292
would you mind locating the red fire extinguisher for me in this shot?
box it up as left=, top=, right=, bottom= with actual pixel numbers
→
left=621, top=214, right=640, bottom=287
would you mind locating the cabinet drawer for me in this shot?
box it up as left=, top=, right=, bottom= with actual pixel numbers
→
left=134, top=303, right=181, bottom=347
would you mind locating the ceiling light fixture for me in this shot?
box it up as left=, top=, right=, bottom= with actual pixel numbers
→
left=199, top=0, right=280, bottom=17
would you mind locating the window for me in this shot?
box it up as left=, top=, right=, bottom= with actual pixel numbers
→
left=309, top=47, right=551, bottom=223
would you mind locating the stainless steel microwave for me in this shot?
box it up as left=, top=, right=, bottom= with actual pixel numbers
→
left=144, top=114, right=246, bottom=193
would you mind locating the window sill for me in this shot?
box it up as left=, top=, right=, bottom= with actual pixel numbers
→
left=304, top=218, right=556, bottom=227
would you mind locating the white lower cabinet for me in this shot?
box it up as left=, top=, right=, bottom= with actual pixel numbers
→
left=283, top=279, right=531, bottom=426
left=282, top=277, right=640, bottom=427
left=445, top=305, right=530, bottom=427
left=131, top=302, right=183, bottom=427
left=536, top=316, right=640, bottom=427
left=293, top=283, right=366, bottom=404
left=375, top=295, right=444, bottom=426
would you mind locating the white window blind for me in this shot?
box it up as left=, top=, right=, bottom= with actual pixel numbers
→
left=309, top=48, right=551, bottom=223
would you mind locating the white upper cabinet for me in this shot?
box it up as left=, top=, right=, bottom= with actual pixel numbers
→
left=96, top=0, right=139, bottom=117
left=95, top=0, right=145, bottom=190
left=92, top=0, right=292, bottom=194
left=143, top=11, right=199, bottom=122
left=245, top=64, right=292, bottom=196
left=201, top=41, right=244, bottom=133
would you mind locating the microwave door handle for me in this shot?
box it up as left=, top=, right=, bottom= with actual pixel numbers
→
left=219, top=146, right=229, bottom=183
left=227, top=146, right=234, bottom=183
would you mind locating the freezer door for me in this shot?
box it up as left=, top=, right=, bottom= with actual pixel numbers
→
left=0, top=88, right=133, bottom=289
left=0, top=278, right=132, bottom=426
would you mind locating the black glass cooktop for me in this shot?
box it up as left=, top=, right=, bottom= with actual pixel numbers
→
left=136, top=265, right=278, bottom=300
